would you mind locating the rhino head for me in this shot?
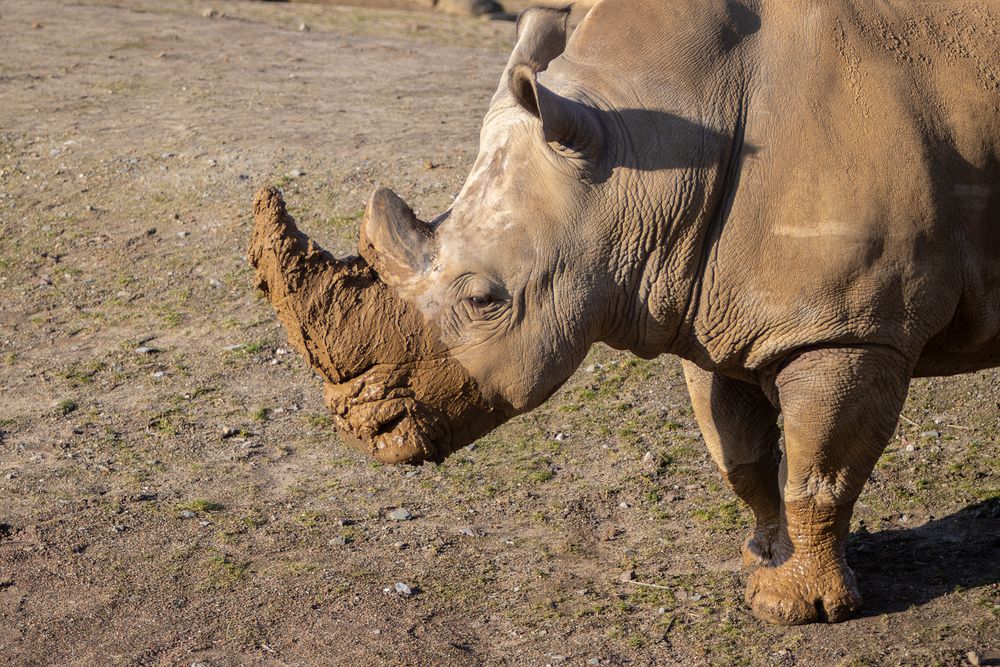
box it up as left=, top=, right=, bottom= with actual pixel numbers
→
left=249, top=7, right=657, bottom=464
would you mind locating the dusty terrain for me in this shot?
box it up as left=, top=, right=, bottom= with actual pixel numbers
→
left=0, top=1, right=997, bottom=665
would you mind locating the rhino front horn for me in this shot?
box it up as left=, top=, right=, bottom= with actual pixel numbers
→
left=359, top=186, right=435, bottom=288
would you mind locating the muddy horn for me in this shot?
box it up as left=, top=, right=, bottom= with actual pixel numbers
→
left=248, top=187, right=508, bottom=465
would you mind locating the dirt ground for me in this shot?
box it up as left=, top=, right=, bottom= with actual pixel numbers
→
left=0, top=1, right=997, bottom=665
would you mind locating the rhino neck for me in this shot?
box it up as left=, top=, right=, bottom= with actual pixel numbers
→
left=599, top=91, right=752, bottom=361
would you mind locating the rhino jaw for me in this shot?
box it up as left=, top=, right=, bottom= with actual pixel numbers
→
left=248, top=186, right=509, bottom=465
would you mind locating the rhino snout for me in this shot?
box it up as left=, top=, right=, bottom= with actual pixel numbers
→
left=248, top=187, right=508, bottom=464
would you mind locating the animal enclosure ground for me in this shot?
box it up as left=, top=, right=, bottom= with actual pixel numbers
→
left=0, top=1, right=997, bottom=665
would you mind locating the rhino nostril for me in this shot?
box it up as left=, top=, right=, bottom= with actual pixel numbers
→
left=373, top=411, right=408, bottom=436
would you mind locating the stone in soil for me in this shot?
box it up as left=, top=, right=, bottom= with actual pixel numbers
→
left=387, top=508, right=412, bottom=521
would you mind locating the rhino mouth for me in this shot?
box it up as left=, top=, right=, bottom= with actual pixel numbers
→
left=324, top=365, right=454, bottom=465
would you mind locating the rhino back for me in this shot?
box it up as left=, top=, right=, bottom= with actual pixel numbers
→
left=685, top=0, right=1000, bottom=374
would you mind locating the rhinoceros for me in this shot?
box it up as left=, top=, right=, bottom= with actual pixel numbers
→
left=249, top=1, right=1000, bottom=625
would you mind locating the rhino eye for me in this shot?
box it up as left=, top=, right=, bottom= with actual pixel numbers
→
left=468, top=294, right=493, bottom=308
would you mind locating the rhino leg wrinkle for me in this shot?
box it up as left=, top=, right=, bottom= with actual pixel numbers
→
left=248, top=187, right=507, bottom=465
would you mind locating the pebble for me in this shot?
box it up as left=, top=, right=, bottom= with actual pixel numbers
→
left=394, top=582, right=413, bottom=597
left=905, top=443, right=915, bottom=452
left=618, top=569, right=635, bottom=582
left=298, top=22, right=309, bottom=32
left=176, top=231, right=189, bottom=238
left=920, top=430, right=940, bottom=439
left=588, top=659, right=601, bottom=666
left=221, top=427, right=239, bottom=439
left=457, top=527, right=475, bottom=537
left=642, top=451, right=656, bottom=464
left=967, top=651, right=981, bottom=666
left=151, top=371, right=165, bottom=378
left=202, top=8, right=218, bottom=18
left=288, top=169, right=305, bottom=178
left=553, top=432, right=566, bottom=442
left=387, top=508, right=412, bottom=521
left=329, top=536, right=347, bottom=546
left=208, top=278, right=222, bottom=288
left=134, top=346, right=158, bottom=354
left=179, top=510, right=196, bottom=519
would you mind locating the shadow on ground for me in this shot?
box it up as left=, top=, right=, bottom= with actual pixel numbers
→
left=850, top=496, right=1000, bottom=616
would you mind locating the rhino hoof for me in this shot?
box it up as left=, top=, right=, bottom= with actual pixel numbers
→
left=745, top=563, right=862, bottom=625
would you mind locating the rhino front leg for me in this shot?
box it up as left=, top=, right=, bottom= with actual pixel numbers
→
left=682, top=361, right=782, bottom=568
left=746, top=346, right=911, bottom=625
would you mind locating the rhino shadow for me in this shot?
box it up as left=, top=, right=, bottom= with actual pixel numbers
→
left=587, top=108, right=758, bottom=181
left=847, top=496, right=1000, bottom=617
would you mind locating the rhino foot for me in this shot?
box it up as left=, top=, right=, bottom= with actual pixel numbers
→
left=745, top=557, right=862, bottom=625
left=740, top=522, right=779, bottom=569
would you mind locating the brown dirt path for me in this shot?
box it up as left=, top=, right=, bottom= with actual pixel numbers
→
left=0, top=1, right=997, bottom=665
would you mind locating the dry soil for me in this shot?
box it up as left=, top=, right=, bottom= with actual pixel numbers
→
left=0, top=1, right=998, bottom=665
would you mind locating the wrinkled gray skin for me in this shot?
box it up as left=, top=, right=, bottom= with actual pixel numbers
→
left=361, top=0, right=1000, bottom=624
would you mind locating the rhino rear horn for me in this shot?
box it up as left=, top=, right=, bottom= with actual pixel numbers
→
left=359, top=187, right=434, bottom=288
left=509, top=6, right=571, bottom=74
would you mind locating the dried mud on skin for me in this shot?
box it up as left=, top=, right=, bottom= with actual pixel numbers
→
left=249, top=187, right=505, bottom=463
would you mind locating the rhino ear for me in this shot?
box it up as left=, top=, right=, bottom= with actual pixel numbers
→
left=509, top=64, right=603, bottom=157
left=508, top=6, right=571, bottom=73
left=359, top=187, right=434, bottom=288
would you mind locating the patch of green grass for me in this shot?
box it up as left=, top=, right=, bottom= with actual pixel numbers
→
left=60, top=361, right=106, bottom=387
left=205, top=551, right=250, bottom=587
left=177, top=498, right=225, bottom=514
left=305, top=412, right=333, bottom=428
left=57, top=399, right=78, bottom=415
left=691, top=500, right=748, bottom=532
left=294, top=511, right=325, bottom=528
left=252, top=407, right=269, bottom=422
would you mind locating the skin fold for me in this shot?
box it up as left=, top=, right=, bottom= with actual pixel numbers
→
left=249, top=0, right=1000, bottom=624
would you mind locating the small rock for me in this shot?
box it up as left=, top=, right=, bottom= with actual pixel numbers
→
left=457, top=527, right=475, bottom=537
left=176, top=231, right=189, bottom=238
left=329, top=536, right=347, bottom=546
left=920, top=430, right=940, bottom=439
left=905, top=443, right=915, bottom=452
left=151, top=371, right=165, bottom=378
left=221, top=427, right=239, bottom=439
left=298, top=22, right=309, bottom=32
left=588, top=659, right=601, bottom=666
left=112, top=524, right=127, bottom=533
left=690, top=592, right=703, bottom=601
left=394, top=582, right=413, bottom=597
left=288, top=169, right=305, bottom=178
left=967, top=651, right=981, bottom=666
left=134, top=346, right=158, bottom=354
left=179, top=510, right=196, bottom=519
left=553, top=432, right=566, bottom=442
left=618, top=501, right=629, bottom=509
left=202, top=8, right=218, bottom=18
left=208, top=278, right=222, bottom=288
left=618, top=569, right=635, bottom=583
left=387, top=508, right=412, bottom=521
left=642, top=451, right=656, bottom=464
